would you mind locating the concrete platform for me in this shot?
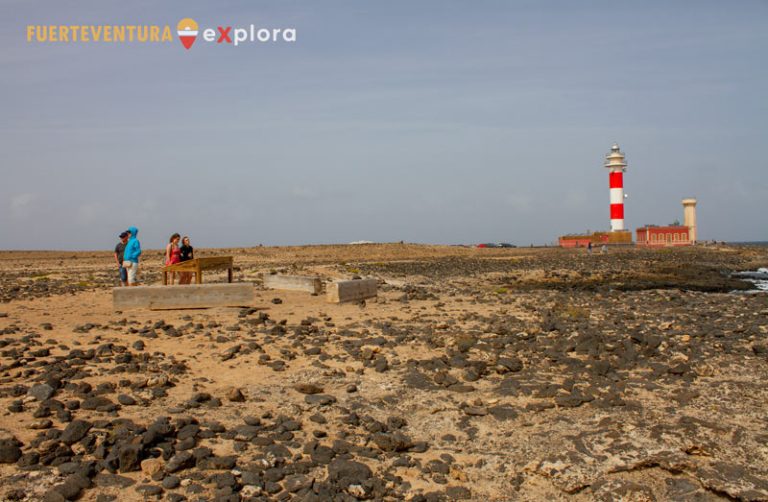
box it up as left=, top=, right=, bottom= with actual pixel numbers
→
left=114, top=283, right=254, bottom=310
left=263, top=274, right=322, bottom=294
left=327, top=279, right=377, bottom=303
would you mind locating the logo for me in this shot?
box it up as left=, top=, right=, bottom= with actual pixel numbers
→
left=26, top=18, right=296, bottom=49
left=176, top=18, right=198, bottom=50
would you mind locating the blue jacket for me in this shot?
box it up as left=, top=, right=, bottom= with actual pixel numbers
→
left=123, top=226, right=142, bottom=262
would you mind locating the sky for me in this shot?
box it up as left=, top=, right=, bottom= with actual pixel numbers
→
left=1, top=1, right=767, bottom=250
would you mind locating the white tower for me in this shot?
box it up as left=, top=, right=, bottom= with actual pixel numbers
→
left=682, top=198, right=697, bottom=243
left=605, top=144, right=627, bottom=232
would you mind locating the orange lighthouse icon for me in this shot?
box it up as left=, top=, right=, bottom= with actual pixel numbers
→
left=177, top=18, right=198, bottom=50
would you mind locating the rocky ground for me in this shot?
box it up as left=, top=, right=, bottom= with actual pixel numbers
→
left=0, top=243, right=767, bottom=502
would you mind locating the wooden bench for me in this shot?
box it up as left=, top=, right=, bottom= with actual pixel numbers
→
left=162, top=256, right=234, bottom=285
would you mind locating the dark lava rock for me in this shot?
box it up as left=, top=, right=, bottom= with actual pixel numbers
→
left=327, top=459, right=372, bottom=488
left=387, top=416, right=407, bottom=430
left=177, top=424, right=200, bottom=440
left=135, top=484, right=164, bottom=496
left=310, top=413, right=327, bottom=424
left=197, top=455, right=237, bottom=470
left=0, top=437, right=23, bottom=463
left=43, top=492, right=67, bottom=502
left=48, top=473, right=91, bottom=500
left=28, top=383, right=56, bottom=401
left=305, top=394, right=336, bottom=406
left=285, top=474, right=314, bottom=492
left=372, top=432, right=412, bottom=452
left=310, top=445, right=336, bottom=465
left=226, top=388, right=246, bottom=402
left=463, top=368, right=482, bottom=382
left=192, top=446, right=213, bottom=462
left=81, top=396, right=116, bottom=411
left=93, top=472, right=135, bottom=488
left=374, top=356, right=389, bottom=372
left=162, top=475, right=180, bottom=489
left=403, top=369, right=440, bottom=390
left=463, top=406, right=488, bottom=416
left=555, top=392, right=592, bottom=408
left=118, top=444, right=142, bottom=472
left=165, top=451, right=194, bottom=473
left=117, top=394, right=136, bottom=406
left=211, top=471, right=238, bottom=489
left=294, top=383, right=324, bottom=395
left=17, top=451, right=40, bottom=467
left=488, top=405, right=518, bottom=421
left=496, top=357, right=523, bottom=373
left=30, top=419, right=53, bottom=430
left=60, top=420, right=93, bottom=445
left=176, top=437, right=196, bottom=451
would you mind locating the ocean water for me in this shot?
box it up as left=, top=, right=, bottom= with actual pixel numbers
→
left=753, top=268, right=768, bottom=291
left=730, top=241, right=768, bottom=247
left=731, top=267, right=768, bottom=293
left=728, top=242, right=768, bottom=292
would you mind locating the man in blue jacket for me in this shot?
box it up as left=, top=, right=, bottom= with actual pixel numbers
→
left=122, top=226, right=142, bottom=286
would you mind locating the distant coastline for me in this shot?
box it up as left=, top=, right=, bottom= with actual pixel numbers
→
left=729, top=241, right=768, bottom=247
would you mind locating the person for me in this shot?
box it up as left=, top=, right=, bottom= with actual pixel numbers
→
left=587, top=241, right=593, bottom=254
left=179, top=236, right=195, bottom=284
left=114, top=231, right=129, bottom=286
left=165, top=233, right=182, bottom=285
left=601, top=244, right=607, bottom=254
left=122, top=226, right=142, bottom=286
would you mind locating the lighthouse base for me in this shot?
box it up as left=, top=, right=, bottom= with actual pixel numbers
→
left=558, top=230, right=633, bottom=248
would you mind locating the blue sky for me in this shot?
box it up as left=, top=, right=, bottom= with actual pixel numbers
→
left=1, top=1, right=766, bottom=249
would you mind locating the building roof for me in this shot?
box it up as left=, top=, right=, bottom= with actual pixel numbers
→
left=636, top=225, right=689, bottom=231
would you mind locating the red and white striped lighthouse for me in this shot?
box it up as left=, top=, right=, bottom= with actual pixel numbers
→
left=605, top=143, right=627, bottom=231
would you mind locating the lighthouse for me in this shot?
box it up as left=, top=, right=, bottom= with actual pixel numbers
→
left=605, top=143, right=627, bottom=231
left=558, top=144, right=633, bottom=247
left=682, top=198, right=697, bottom=243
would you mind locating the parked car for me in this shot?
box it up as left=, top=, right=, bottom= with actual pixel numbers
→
left=498, top=242, right=517, bottom=248
left=477, top=243, right=499, bottom=248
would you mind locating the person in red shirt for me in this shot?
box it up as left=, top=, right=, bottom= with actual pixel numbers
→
left=165, top=233, right=182, bottom=285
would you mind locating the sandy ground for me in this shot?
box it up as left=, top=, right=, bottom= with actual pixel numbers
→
left=0, top=244, right=767, bottom=501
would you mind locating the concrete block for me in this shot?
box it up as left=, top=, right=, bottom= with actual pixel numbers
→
left=114, top=283, right=254, bottom=310
left=327, top=279, right=377, bottom=303
left=263, top=274, right=322, bottom=294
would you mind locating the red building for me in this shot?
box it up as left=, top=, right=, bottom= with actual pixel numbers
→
left=559, top=231, right=633, bottom=248
left=636, top=225, right=691, bottom=247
